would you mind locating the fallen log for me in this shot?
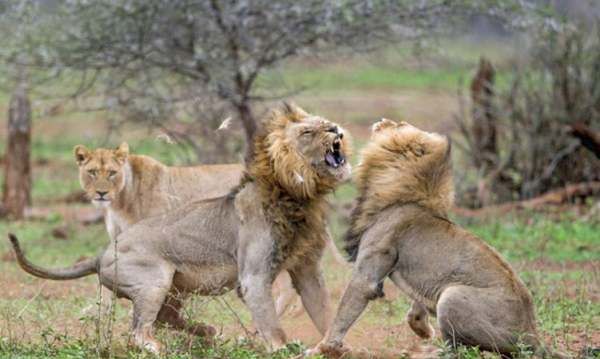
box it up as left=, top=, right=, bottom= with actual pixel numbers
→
left=453, top=181, right=600, bottom=217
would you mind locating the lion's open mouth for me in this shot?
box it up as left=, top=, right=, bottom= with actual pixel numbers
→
left=325, top=139, right=345, bottom=168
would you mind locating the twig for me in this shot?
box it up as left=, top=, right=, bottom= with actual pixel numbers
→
left=16, top=282, right=47, bottom=319
left=213, top=296, right=255, bottom=340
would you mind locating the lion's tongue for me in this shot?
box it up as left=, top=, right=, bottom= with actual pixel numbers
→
left=326, top=151, right=344, bottom=168
left=325, top=152, right=338, bottom=168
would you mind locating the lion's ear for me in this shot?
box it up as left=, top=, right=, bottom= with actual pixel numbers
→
left=371, top=118, right=397, bottom=134
left=281, top=102, right=309, bottom=121
left=114, top=142, right=129, bottom=163
left=74, top=145, right=90, bottom=166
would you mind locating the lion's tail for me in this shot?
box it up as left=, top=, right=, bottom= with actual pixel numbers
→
left=8, top=233, right=98, bottom=280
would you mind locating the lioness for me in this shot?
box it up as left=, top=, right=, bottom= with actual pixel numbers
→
left=10, top=104, right=351, bottom=353
left=74, top=141, right=243, bottom=333
left=309, top=119, right=550, bottom=358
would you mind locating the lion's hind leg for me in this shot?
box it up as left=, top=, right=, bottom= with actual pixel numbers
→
left=407, top=301, right=435, bottom=339
left=130, top=285, right=172, bottom=354
left=436, top=285, right=532, bottom=357
left=103, top=261, right=174, bottom=355
left=388, top=271, right=435, bottom=340
left=156, top=289, right=216, bottom=339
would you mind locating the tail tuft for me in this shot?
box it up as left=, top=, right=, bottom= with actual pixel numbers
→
left=8, top=233, right=19, bottom=247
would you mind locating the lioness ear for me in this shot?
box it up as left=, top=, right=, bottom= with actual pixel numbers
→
left=281, top=102, right=309, bottom=121
left=74, top=145, right=90, bottom=166
left=114, top=142, right=129, bottom=163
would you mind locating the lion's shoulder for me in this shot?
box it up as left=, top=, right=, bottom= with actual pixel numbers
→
left=127, top=154, right=167, bottom=176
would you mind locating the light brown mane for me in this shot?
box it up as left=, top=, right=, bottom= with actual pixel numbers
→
left=243, top=104, right=349, bottom=269
left=344, top=121, right=453, bottom=261
left=248, top=104, right=341, bottom=200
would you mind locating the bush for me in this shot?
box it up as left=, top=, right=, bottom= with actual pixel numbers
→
left=456, top=22, right=600, bottom=207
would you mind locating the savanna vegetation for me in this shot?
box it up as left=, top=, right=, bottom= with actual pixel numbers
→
left=0, top=1, right=598, bottom=358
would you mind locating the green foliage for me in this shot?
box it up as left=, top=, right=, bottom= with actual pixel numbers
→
left=463, top=214, right=600, bottom=262
left=0, top=334, right=306, bottom=358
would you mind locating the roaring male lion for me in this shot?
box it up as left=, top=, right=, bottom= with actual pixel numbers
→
left=309, top=119, right=553, bottom=358
left=10, top=104, right=351, bottom=353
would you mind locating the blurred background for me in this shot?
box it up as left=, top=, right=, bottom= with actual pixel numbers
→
left=0, top=1, right=598, bottom=358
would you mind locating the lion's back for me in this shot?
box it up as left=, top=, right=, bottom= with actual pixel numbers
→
left=127, top=155, right=244, bottom=218
left=167, top=163, right=244, bottom=200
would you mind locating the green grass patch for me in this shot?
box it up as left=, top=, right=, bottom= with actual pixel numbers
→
left=259, top=65, right=471, bottom=92
left=258, top=38, right=515, bottom=94
left=0, top=219, right=106, bottom=266
left=462, top=216, right=600, bottom=263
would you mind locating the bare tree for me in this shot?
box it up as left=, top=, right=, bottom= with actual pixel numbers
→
left=456, top=21, right=600, bottom=206
left=470, top=57, right=497, bottom=172
left=2, top=67, right=31, bottom=219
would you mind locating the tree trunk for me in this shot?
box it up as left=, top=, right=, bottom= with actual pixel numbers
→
left=470, top=57, right=501, bottom=207
left=471, top=57, right=497, bottom=170
left=3, top=80, right=32, bottom=219
left=237, top=100, right=257, bottom=164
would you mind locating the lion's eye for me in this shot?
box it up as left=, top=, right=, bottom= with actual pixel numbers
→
left=108, top=170, right=117, bottom=178
left=88, top=169, right=97, bottom=177
left=301, top=130, right=313, bottom=137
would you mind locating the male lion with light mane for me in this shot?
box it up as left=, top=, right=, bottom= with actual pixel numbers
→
left=309, top=119, right=560, bottom=358
left=9, top=104, right=351, bottom=353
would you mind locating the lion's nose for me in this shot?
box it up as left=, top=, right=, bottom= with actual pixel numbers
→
left=328, top=126, right=338, bottom=133
left=96, top=191, right=108, bottom=198
left=327, top=125, right=343, bottom=138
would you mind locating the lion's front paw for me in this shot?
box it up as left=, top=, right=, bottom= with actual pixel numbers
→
left=187, top=323, right=217, bottom=346
left=190, top=323, right=217, bottom=338
left=305, top=341, right=350, bottom=358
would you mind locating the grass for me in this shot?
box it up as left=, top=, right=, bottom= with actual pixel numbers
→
left=257, top=37, right=515, bottom=95
left=259, top=65, right=471, bottom=93
left=462, top=214, right=600, bottom=263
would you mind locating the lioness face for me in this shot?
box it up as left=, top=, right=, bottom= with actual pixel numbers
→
left=74, top=143, right=129, bottom=208
left=286, top=116, right=351, bottom=182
